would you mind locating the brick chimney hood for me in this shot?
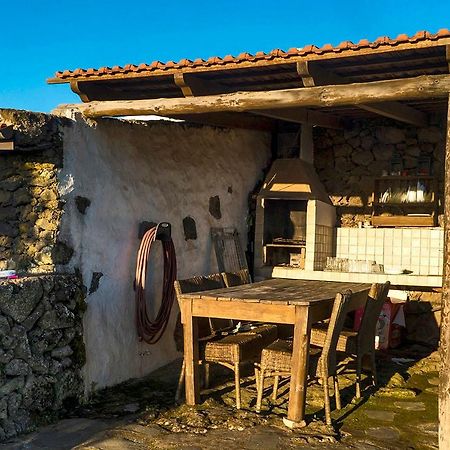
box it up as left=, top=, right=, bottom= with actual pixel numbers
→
left=258, top=158, right=331, bottom=204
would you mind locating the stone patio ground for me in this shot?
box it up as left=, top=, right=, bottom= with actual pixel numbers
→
left=2, top=344, right=438, bottom=450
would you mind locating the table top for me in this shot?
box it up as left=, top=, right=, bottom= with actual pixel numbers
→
left=179, top=278, right=371, bottom=306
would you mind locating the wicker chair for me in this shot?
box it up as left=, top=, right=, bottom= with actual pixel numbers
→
left=310, top=282, right=390, bottom=398
left=220, top=269, right=278, bottom=348
left=174, top=273, right=277, bottom=408
left=255, top=289, right=368, bottom=425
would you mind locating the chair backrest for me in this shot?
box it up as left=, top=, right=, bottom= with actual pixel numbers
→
left=174, top=273, right=231, bottom=337
left=357, top=282, right=391, bottom=353
left=321, top=290, right=353, bottom=375
left=221, top=269, right=252, bottom=288
left=211, top=227, right=248, bottom=273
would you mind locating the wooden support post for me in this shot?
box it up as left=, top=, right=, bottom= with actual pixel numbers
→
left=284, top=305, right=311, bottom=428
left=183, top=298, right=200, bottom=405
left=440, top=96, right=450, bottom=449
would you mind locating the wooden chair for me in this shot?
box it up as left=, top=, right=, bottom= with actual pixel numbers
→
left=174, top=273, right=276, bottom=408
left=221, top=268, right=251, bottom=287
left=255, top=289, right=369, bottom=425
left=174, top=274, right=226, bottom=402
left=310, top=282, right=390, bottom=398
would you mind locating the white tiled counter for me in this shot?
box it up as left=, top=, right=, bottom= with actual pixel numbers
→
left=272, top=266, right=442, bottom=288
left=335, top=227, right=443, bottom=276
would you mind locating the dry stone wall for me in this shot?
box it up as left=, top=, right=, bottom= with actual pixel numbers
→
left=313, top=116, right=446, bottom=227
left=0, top=109, right=72, bottom=273
left=0, top=274, right=85, bottom=441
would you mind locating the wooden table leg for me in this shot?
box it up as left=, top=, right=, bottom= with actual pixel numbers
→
left=183, top=298, right=200, bottom=405
left=284, top=305, right=310, bottom=428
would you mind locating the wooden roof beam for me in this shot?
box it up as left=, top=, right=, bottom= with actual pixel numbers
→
left=175, top=72, right=345, bottom=129
left=52, top=74, right=450, bottom=119
left=297, top=61, right=429, bottom=127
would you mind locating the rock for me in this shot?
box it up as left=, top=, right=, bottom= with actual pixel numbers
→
left=376, top=127, right=406, bottom=144
left=0, top=377, right=25, bottom=396
left=7, top=393, right=22, bottom=417
left=51, top=345, right=73, bottom=359
left=0, top=349, right=13, bottom=364
left=364, top=410, right=395, bottom=422
left=12, top=188, right=31, bottom=206
left=418, top=127, right=442, bottom=143
left=51, top=242, right=74, bottom=265
left=0, top=190, right=11, bottom=204
left=35, top=218, right=57, bottom=231
left=27, top=355, right=50, bottom=374
left=5, top=359, right=30, bottom=376
left=386, top=372, right=407, bottom=388
left=393, top=401, right=426, bottom=411
left=366, top=426, right=400, bottom=440
left=11, top=326, right=31, bottom=360
left=21, top=303, right=45, bottom=330
left=372, top=143, right=394, bottom=161
left=0, top=223, right=18, bottom=238
left=0, top=398, right=8, bottom=420
left=0, top=316, right=11, bottom=335
left=0, top=279, right=43, bottom=323
left=38, top=304, right=75, bottom=330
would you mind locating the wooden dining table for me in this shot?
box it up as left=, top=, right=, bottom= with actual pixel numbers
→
left=179, top=278, right=371, bottom=428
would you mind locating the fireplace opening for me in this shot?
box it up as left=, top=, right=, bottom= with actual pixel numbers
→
left=263, top=199, right=307, bottom=267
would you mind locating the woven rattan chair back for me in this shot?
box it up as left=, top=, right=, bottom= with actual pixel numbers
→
left=357, top=282, right=390, bottom=353
left=221, top=269, right=252, bottom=287
left=320, top=290, right=354, bottom=376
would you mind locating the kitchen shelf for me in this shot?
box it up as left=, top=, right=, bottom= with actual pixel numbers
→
left=372, top=175, right=438, bottom=227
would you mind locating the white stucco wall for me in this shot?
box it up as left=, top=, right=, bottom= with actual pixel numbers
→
left=59, top=117, right=271, bottom=392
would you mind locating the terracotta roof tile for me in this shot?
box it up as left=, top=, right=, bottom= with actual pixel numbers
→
left=52, top=29, right=450, bottom=80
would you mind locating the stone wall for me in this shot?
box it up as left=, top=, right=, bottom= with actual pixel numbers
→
left=0, top=274, right=85, bottom=440
left=313, top=116, right=446, bottom=227
left=0, top=109, right=72, bottom=273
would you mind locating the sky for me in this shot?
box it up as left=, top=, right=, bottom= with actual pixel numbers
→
left=1, top=0, right=449, bottom=113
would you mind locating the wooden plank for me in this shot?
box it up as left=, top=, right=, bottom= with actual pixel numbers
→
left=297, top=61, right=429, bottom=127
left=439, top=95, right=450, bottom=450
left=372, top=215, right=434, bottom=227
left=53, top=74, right=450, bottom=118
left=192, top=299, right=296, bottom=324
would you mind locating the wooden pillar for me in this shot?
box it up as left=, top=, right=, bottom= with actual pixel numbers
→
left=440, top=95, right=450, bottom=449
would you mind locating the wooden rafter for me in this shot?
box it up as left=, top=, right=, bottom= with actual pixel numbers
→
left=70, top=81, right=90, bottom=103
left=250, top=107, right=345, bottom=130
left=296, top=61, right=429, bottom=127
left=53, top=74, right=450, bottom=119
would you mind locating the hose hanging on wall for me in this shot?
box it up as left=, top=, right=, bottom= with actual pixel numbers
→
left=134, top=223, right=177, bottom=344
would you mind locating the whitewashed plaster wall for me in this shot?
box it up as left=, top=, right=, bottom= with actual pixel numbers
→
left=59, top=117, right=271, bottom=393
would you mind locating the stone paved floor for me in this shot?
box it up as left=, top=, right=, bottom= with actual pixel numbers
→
left=2, top=345, right=439, bottom=450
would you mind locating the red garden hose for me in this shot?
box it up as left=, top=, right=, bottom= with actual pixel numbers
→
left=134, top=224, right=177, bottom=344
